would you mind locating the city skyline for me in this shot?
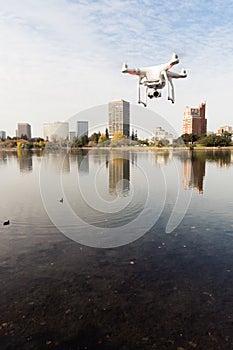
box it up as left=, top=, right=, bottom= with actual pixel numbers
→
left=1, top=92, right=232, bottom=140
left=1, top=101, right=233, bottom=141
left=0, top=1, right=232, bottom=138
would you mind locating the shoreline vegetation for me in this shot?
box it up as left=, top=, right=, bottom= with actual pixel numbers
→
left=1, top=146, right=233, bottom=152
left=0, top=131, right=233, bottom=151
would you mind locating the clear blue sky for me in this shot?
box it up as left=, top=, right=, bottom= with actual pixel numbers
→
left=0, top=0, right=232, bottom=137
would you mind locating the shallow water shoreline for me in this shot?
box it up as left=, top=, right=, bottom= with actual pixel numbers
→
left=1, top=145, right=233, bottom=152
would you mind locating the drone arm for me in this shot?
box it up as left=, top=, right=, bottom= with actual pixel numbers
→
left=163, top=70, right=174, bottom=103
left=164, top=53, right=179, bottom=71
left=162, top=69, right=169, bottom=89
left=167, top=77, right=175, bottom=103
left=121, top=63, right=141, bottom=75
left=167, top=69, right=187, bottom=79
left=137, top=78, right=147, bottom=107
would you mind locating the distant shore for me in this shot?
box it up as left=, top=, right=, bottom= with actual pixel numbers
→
left=1, top=146, right=233, bottom=152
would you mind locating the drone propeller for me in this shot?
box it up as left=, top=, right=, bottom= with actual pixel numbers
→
left=172, top=53, right=178, bottom=60
left=121, top=62, right=128, bottom=72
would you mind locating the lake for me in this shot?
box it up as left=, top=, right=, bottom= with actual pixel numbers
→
left=0, top=148, right=233, bottom=349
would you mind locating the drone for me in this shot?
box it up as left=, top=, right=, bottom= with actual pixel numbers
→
left=121, top=53, right=187, bottom=107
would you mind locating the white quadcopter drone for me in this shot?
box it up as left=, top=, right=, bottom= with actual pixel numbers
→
left=122, top=53, right=187, bottom=107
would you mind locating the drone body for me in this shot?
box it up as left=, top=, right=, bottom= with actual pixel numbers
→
left=122, top=53, right=187, bottom=107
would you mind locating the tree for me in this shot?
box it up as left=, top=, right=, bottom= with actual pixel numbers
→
left=89, top=132, right=100, bottom=143
left=82, top=135, right=89, bottom=146
left=74, top=138, right=82, bottom=147
left=200, top=133, right=232, bottom=147
left=112, top=132, right=125, bottom=140
left=105, top=128, right=109, bottom=140
left=98, top=134, right=107, bottom=143
left=157, top=139, right=170, bottom=147
left=38, top=140, right=45, bottom=148
left=182, top=133, right=198, bottom=145
left=25, top=142, right=33, bottom=149
left=220, top=132, right=232, bottom=146
left=111, top=132, right=127, bottom=146
left=172, top=136, right=184, bottom=146
left=20, top=134, right=28, bottom=140
left=17, top=141, right=23, bottom=149
left=74, top=135, right=89, bottom=147
left=131, top=129, right=135, bottom=141
left=137, top=138, right=149, bottom=146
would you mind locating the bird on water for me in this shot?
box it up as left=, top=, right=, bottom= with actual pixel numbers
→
left=3, top=220, right=10, bottom=226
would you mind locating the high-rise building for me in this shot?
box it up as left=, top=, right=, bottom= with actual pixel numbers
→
left=182, top=102, right=207, bottom=136
left=43, top=122, right=69, bottom=141
left=77, top=121, right=88, bottom=138
left=16, top=123, right=32, bottom=139
left=0, top=130, right=6, bottom=141
left=108, top=100, right=130, bottom=138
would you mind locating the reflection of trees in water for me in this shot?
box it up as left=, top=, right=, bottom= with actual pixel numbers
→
left=42, top=151, right=70, bottom=173
left=152, top=150, right=171, bottom=166
left=179, top=150, right=233, bottom=193
left=176, top=149, right=232, bottom=167
left=0, top=151, right=7, bottom=163
left=203, top=150, right=232, bottom=167
left=17, top=150, right=33, bottom=173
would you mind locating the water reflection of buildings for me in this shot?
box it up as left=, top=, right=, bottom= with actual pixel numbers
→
left=0, top=151, right=7, bottom=163
left=130, top=151, right=137, bottom=167
left=182, top=153, right=206, bottom=193
left=152, top=151, right=172, bottom=166
left=108, top=157, right=130, bottom=195
left=43, top=152, right=70, bottom=173
left=17, top=151, right=33, bottom=173
left=77, top=150, right=89, bottom=173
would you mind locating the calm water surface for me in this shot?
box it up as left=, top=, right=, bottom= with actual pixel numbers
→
left=0, top=149, right=233, bottom=350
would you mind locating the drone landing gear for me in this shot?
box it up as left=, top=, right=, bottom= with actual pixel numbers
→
left=138, top=81, right=147, bottom=107
left=168, top=97, right=174, bottom=104
left=139, top=100, right=147, bottom=107
left=167, top=77, right=175, bottom=103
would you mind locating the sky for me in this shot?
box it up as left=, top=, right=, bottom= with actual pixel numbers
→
left=0, top=0, right=233, bottom=138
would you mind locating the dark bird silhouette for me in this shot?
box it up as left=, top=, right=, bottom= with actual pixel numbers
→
left=3, top=220, right=10, bottom=226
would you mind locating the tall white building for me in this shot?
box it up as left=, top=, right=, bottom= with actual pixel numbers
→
left=43, top=122, right=69, bottom=141
left=108, top=100, right=130, bottom=138
left=77, top=121, right=88, bottom=138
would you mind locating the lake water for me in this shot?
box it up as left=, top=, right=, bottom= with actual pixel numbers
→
left=0, top=148, right=233, bottom=349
